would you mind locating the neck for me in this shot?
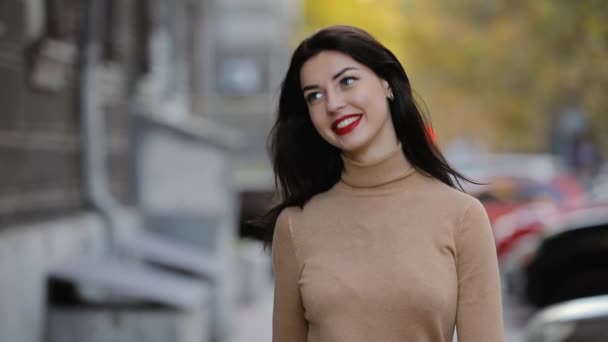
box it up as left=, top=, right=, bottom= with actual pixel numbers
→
left=340, top=143, right=415, bottom=188
left=342, top=139, right=399, bottom=164
left=342, top=140, right=400, bottom=164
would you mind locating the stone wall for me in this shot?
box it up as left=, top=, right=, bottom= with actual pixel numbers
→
left=0, top=0, right=135, bottom=227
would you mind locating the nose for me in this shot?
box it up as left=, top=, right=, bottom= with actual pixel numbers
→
left=325, top=88, right=346, bottom=115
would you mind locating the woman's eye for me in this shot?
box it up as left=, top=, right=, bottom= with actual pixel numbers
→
left=306, top=92, right=323, bottom=103
left=340, top=76, right=357, bottom=86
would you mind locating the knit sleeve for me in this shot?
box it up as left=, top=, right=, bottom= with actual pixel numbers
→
left=272, top=208, right=308, bottom=342
left=455, top=200, right=504, bottom=342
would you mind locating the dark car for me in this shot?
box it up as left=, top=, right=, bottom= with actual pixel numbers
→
left=515, top=206, right=608, bottom=307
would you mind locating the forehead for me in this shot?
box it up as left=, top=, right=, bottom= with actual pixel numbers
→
left=300, top=50, right=368, bottom=85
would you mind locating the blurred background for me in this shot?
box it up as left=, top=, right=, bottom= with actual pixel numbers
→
left=0, top=0, right=607, bottom=341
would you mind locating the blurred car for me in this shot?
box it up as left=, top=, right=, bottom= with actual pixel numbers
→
left=505, top=204, right=608, bottom=307
left=590, top=166, right=608, bottom=203
left=492, top=201, right=557, bottom=259
left=590, top=179, right=608, bottom=203
left=473, top=175, right=578, bottom=223
left=452, top=152, right=587, bottom=263
left=524, top=295, right=608, bottom=342
left=455, top=152, right=585, bottom=218
left=451, top=152, right=566, bottom=183
left=470, top=174, right=586, bottom=261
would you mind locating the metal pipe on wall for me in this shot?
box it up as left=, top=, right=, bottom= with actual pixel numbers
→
left=78, top=0, right=120, bottom=254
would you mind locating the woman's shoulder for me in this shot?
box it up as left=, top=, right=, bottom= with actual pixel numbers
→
left=276, top=204, right=316, bottom=234
left=276, top=206, right=303, bottom=228
left=273, top=206, right=304, bottom=247
left=279, top=204, right=304, bottom=216
left=417, top=174, right=484, bottom=214
left=275, top=191, right=337, bottom=232
left=277, top=192, right=331, bottom=219
left=416, top=179, right=491, bottom=239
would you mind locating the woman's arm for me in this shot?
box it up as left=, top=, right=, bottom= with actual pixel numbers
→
left=272, top=209, right=308, bottom=342
left=455, top=200, right=504, bottom=342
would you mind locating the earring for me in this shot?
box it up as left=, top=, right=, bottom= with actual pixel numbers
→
left=388, top=88, right=394, bottom=101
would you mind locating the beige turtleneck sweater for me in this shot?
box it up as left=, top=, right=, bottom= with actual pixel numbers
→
left=272, top=145, right=504, bottom=342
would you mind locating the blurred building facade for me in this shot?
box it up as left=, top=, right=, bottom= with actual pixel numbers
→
left=0, top=0, right=300, bottom=341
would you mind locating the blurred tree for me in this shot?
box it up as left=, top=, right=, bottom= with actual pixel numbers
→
left=303, top=0, right=406, bottom=57
left=400, top=0, right=608, bottom=152
left=303, top=0, right=608, bottom=153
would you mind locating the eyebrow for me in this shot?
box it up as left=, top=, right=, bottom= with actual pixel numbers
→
left=301, top=67, right=358, bottom=92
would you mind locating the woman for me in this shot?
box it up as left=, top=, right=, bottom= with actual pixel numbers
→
left=262, top=25, right=504, bottom=342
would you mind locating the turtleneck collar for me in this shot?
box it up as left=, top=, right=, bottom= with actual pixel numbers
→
left=340, top=143, right=416, bottom=188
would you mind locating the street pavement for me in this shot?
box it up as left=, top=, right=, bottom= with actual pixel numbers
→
left=502, top=289, right=537, bottom=342
left=228, top=287, right=273, bottom=342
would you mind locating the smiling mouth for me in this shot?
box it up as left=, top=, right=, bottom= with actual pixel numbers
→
left=332, top=114, right=363, bottom=136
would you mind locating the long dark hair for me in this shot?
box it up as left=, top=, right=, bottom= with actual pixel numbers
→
left=259, top=25, right=472, bottom=244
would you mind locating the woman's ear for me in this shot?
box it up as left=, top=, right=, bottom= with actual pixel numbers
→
left=382, top=80, right=394, bottom=101
left=381, top=80, right=390, bottom=95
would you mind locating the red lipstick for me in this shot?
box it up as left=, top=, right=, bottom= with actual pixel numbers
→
left=332, top=114, right=362, bottom=136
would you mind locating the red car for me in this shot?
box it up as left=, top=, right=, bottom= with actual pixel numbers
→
left=470, top=174, right=586, bottom=258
